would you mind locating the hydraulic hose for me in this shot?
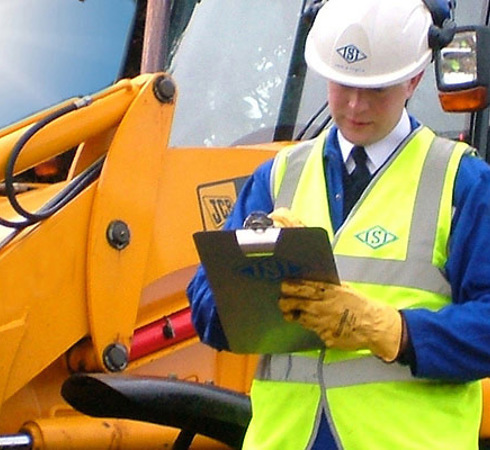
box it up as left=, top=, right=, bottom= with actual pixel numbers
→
left=0, top=96, right=96, bottom=229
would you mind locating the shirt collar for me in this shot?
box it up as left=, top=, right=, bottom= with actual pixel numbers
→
left=338, top=109, right=412, bottom=173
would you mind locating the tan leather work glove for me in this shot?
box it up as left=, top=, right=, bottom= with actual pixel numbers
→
left=268, top=207, right=304, bottom=228
left=279, top=280, right=402, bottom=362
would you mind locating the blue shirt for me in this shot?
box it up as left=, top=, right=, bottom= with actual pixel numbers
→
left=187, top=123, right=490, bottom=382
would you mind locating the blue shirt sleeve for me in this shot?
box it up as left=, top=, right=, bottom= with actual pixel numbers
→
left=402, top=154, right=490, bottom=380
left=186, top=159, right=275, bottom=350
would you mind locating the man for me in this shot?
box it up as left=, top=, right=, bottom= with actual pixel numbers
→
left=188, top=0, right=490, bottom=448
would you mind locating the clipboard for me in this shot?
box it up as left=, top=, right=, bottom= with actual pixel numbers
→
left=192, top=227, right=339, bottom=354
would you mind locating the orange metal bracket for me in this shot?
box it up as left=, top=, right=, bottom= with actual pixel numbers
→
left=86, top=73, right=177, bottom=371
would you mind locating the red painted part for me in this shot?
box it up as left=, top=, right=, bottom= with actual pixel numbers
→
left=129, top=308, right=197, bottom=361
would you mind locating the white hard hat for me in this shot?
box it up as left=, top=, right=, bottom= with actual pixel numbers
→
left=305, top=0, right=434, bottom=88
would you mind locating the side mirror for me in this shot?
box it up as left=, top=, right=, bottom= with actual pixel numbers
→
left=435, top=26, right=490, bottom=112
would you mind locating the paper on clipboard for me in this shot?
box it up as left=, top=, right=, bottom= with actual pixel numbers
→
left=192, top=227, right=339, bottom=354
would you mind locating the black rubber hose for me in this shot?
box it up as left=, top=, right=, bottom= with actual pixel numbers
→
left=1, top=97, right=92, bottom=228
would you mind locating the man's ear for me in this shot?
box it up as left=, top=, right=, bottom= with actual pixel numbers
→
left=407, top=71, right=425, bottom=98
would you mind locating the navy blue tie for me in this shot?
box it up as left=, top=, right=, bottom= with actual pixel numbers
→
left=344, top=146, right=371, bottom=215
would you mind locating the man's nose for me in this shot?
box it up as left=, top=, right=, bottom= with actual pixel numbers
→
left=347, top=88, right=369, bottom=110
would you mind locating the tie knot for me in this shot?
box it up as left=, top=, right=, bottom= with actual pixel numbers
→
left=351, top=146, right=367, bottom=166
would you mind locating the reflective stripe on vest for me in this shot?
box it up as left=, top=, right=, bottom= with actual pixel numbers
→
left=256, top=354, right=416, bottom=387
left=270, top=136, right=320, bottom=209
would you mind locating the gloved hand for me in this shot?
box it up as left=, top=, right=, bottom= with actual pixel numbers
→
left=267, top=207, right=304, bottom=228
left=279, top=279, right=402, bottom=362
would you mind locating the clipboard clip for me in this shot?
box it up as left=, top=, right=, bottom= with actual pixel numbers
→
left=242, top=211, right=273, bottom=230
left=239, top=211, right=280, bottom=254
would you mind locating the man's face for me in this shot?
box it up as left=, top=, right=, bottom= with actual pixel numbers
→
left=327, top=75, right=422, bottom=146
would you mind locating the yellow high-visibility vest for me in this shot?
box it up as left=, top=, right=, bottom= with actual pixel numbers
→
left=243, top=126, right=481, bottom=450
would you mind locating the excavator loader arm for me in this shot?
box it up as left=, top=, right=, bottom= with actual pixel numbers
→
left=0, top=73, right=176, bottom=398
left=0, top=70, right=274, bottom=447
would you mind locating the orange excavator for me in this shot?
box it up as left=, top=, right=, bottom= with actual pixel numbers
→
left=0, top=0, right=490, bottom=448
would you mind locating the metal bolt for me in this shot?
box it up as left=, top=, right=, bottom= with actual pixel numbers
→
left=153, top=75, right=175, bottom=103
left=103, top=343, right=129, bottom=372
left=106, top=220, right=130, bottom=250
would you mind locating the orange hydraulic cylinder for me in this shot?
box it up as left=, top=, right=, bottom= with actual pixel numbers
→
left=22, top=415, right=228, bottom=449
